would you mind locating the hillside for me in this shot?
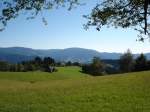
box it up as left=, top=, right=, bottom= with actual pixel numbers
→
left=0, top=47, right=150, bottom=63
left=0, top=67, right=149, bottom=112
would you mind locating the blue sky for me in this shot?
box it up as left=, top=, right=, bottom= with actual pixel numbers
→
left=0, top=0, right=150, bottom=53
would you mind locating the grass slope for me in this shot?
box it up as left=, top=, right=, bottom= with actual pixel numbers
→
left=0, top=67, right=150, bottom=112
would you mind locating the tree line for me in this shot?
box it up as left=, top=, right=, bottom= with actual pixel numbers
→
left=119, top=50, right=150, bottom=73
left=0, top=51, right=150, bottom=75
left=82, top=57, right=118, bottom=76
left=0, top=57, right=56, bottom=72
left=0, top=56, right=81, bottom=72
left=82, top=50, right=150, bottom=76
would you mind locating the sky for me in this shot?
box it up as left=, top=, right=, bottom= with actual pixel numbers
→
left=0, top=0, right=150, bottom=53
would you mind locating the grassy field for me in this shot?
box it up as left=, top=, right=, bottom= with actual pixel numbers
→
left=0, top=66, right=150, bottom=112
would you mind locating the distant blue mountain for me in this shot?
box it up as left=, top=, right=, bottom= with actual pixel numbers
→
left=0, top=47, right=149, bottom=63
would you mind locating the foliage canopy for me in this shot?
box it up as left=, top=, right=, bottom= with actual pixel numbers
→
left=1, top=0, right=150, bottom=40
left=84, top=0, right=150, bottom=40
left=0, top=0, right=79, bottom=30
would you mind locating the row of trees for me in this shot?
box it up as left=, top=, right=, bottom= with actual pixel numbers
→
left=0, top=57, right=56, bottom=72
left=120, top=50, right=150, bottom=73
left=0, top=56, right=82, bottom=72
left=56, top=61, right=81, bottom=67
left=82, top=50, right=150, bottom=76
left=82, top=57, right=119, bottom=76
left=0, top=51, right=149, bottom=75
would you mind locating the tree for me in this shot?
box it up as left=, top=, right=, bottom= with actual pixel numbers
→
left=119, top=49, right=134, bottom=73
left=84, top=0, right=150, bottom=41
left=147, top=60, right=150, bottom=70
left=65, top=61, right=72, bottom=66
left=16, top=63, right=24, bottom=72
left=23, top=62, right=35, bottom=71
left=0, top=0, right=79, bottom=31
left=1, top=0, right=150, bottom=40
left=9, top=64, right=17, bottom=72
left=42, top=57, right=56, bottom=72
left=0, top=61, right=9, bottom=71
left=134, top=53, right=148, bottom=71
left=91, top=57, right=106, bottom=75
left=43, top=57, right=55, bottom=66
left=34, top=57, right=42, bottom=65
left=34, top=56, right=42, bottom=69
left=82, top=57, right=106, bottom=76
left=72, top=62, right=81, bottom=66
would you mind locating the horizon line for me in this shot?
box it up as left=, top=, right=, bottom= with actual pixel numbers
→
left=0, top=46, right=149, bottom=54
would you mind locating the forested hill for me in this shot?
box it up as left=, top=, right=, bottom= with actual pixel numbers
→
left=0, top=47, right=149, bottom=63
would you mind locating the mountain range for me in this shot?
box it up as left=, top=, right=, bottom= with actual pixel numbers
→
left=0, top=47, right=149, bottom=63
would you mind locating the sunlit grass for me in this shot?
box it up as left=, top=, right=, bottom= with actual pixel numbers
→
left=0, top=67, right=149, bottom=112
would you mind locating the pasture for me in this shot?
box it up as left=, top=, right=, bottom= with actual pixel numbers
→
left=0, top=67, right=149, bottom=112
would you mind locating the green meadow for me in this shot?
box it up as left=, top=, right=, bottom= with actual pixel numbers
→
left=0, top=66, right=150, bottom=112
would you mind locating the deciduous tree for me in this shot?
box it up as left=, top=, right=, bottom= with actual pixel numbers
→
left=84, top=0, right=150, bottom=41
left=0, top=0, right=79, bottom=30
